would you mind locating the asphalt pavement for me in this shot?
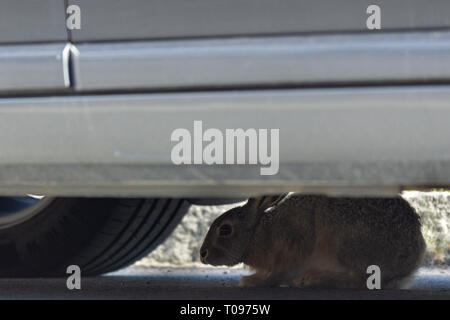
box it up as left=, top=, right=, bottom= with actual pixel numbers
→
left=0, top=266, right=448, bottom=300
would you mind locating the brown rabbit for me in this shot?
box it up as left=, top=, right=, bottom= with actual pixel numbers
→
left=200, top=194, right=426, bottom=289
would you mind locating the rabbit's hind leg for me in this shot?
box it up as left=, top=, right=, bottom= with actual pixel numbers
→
left=239, top=270, right=290, bottom=287
left=292, top=269, right=363, bottom=289
left=382, top=274, right=415, bottom=289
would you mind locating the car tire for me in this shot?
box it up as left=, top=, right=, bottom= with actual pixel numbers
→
left=0, top=198, right=190, bottom=277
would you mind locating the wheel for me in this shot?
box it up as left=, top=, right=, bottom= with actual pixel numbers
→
left=0, top=197, right=190, bottom=277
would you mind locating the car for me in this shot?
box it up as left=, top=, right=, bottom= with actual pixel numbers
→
left=0, top=0, right=449, bottom=276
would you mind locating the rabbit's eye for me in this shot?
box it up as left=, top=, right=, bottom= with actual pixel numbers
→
left=218, top=223, right=233, bottom=237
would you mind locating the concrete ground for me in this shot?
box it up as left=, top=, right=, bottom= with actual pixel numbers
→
left=0, top=266, right=448, bottom=300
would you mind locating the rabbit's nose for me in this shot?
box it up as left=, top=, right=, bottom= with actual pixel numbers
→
left=200, top=248, right=208, bottom=260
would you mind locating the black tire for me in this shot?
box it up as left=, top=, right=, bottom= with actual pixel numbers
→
left=0, top=198, right=190, bottom=277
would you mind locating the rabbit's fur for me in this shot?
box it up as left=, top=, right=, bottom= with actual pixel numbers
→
left=200, top=194, right=426, bottom=289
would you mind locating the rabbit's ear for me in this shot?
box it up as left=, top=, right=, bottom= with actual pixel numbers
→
left=246, top=194, right=288, bottom=214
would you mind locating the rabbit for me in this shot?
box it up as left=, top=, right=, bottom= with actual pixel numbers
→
left=200, top=193, right=426, bottom=289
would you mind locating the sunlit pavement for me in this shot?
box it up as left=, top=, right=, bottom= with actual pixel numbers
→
left=0, top=266, right=448, bottom=300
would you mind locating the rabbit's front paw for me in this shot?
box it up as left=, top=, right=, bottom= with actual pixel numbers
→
left=239, top=274, right=267, bottom=287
